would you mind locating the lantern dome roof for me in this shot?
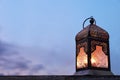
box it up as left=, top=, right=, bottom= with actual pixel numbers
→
left=75, top=24, right=109, bottom=41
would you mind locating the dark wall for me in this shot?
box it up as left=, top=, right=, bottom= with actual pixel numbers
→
left=0, top=76, right=120, bottom=80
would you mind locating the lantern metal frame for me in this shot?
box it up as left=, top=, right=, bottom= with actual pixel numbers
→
left=76, top=17, right=111, bottom=72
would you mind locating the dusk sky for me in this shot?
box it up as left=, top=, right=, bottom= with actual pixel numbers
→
left=0, top=0, right=120, bottom=75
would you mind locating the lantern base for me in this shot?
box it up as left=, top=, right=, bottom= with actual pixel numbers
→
left=74, top=70, right=113, bottom=75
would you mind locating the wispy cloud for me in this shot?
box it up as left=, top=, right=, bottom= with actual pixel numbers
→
left=0, top=41, right=74, bottom=75
left=0, top=41, right=46, bottom=75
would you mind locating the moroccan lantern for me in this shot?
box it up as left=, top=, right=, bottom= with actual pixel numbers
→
left=75, top=17, right=113, bottom=75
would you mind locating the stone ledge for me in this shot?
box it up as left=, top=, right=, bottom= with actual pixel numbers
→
left=0, top=76, right=120, bottom=80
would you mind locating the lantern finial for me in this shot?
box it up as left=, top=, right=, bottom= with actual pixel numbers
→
left=89, top=17, right=94, bottom=24
left=83, top=16, right=96, bottom=29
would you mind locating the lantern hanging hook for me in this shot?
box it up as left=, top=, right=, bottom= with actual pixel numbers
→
left=82, top=16, right=96, bottom=29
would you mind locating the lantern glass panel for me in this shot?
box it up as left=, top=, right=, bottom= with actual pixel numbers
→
left=91, top=46, right=108, bottom=68
left=77, top=47, right=87, bottom=69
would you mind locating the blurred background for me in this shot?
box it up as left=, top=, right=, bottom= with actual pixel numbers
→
left=0, top=0, right=120, bottom=75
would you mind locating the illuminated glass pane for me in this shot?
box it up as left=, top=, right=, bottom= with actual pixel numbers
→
left=77, top=47, right=87, bottom=69
left=91, top=46, right=108, bottom=68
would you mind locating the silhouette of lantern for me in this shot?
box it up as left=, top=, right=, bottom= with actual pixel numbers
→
left=75, top=17, right=113, bottom=75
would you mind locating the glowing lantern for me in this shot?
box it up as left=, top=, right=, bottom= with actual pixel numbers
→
left=75, top=17, right=113, bottom=75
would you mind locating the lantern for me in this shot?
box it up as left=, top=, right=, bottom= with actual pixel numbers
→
left=75, top=17, right=113, bottom=75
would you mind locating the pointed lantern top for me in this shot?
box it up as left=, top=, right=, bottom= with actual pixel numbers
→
left=75, top=17, right=109, bottom=41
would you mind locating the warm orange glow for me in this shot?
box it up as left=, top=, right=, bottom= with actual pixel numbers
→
left=91, top=58, right=96, bottom=64
left=91, top=46, right=108, bottom=68
left=77, top=47, right=87, bottom=69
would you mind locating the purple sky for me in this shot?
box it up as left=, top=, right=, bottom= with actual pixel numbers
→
left=0, top=0, right=120, bottom=75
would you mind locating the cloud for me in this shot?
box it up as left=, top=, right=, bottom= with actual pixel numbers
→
left=0, top=41, right=46, bottom=75
left=25, top=46, right=75, bottom=75
left=0, top=41, right=75, bottom=75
